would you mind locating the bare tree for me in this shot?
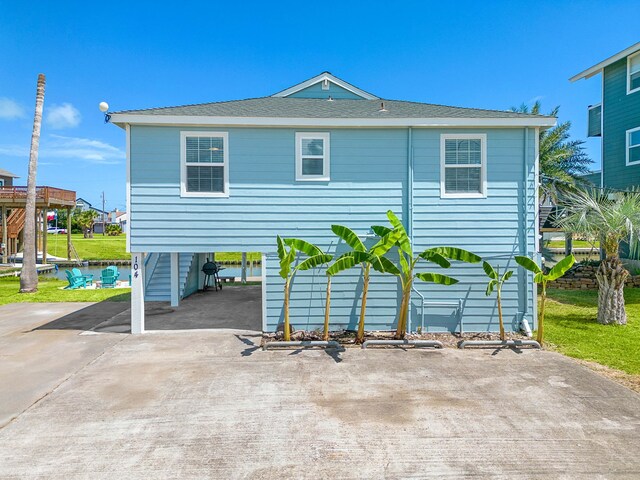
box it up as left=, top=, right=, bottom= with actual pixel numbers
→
left=20, top=74, right=46, bottom=293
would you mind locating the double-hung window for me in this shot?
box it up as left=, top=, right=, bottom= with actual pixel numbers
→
left=180, top=131, right=229, bottom=197
left=440, top=134, right=487, bottom=198
left=628, top=51, right=640, bottom=95
left=627, top=127, right=640, bottom=166
left=295, top=132, right=330, bottom=181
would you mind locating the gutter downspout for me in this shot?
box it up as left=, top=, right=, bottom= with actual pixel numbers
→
left=407, top=127, right=414, bottom=333
left=521, top=128, right=531, bottom=334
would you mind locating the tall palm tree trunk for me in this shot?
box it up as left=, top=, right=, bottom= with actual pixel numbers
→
left=20, top=73, right=46, bottom=293
left=356, top=264, right=371, bottom=344
left=596, top=257, right=628, bottom=325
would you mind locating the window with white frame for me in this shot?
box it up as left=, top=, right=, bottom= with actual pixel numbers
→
left=627, top=127, right=640, bottom=166
left=0, top=179, right=4, bottom=187
left=180, top=132, right=229, bottom=197
left=296, top=132, right=330, bottom=181
left=628, top=51, right=640, bottom=94
left=440, top=134, right=487, bottom=198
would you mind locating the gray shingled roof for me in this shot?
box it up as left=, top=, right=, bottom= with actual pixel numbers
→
left=0, top=168, right=18, bottom=178
left=113, top=97, right=554, bottom=119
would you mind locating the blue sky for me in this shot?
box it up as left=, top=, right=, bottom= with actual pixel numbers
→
left=0, top=1, right=636, bottom=210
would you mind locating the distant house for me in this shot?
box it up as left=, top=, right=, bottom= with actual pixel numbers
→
left=75, top=197, right=109, bottom=233
left=571, top=41, right=640, bottom=190
left=109, top=71, right=556, bottom=335
left=0, top=168, right=19, bottom=187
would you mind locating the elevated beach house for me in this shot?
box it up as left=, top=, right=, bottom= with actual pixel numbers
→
left=109, top=72, right=555, bottom=334
left=571, top=41, right=640, bottom=190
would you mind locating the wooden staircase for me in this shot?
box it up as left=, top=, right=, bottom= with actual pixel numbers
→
left=1, top=208, right=26, bottom=259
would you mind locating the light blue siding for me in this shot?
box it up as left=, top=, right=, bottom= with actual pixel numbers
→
left=131, top=125, right=536, bottom=332
left=130, top=126, right=406, bottom=252
left=285, top=81, right=365, bottom=99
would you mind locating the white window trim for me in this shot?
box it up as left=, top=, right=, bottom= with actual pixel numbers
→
left=180, top=131, right=229, bottom=198
left=295, top=132, right=330, bottom=181
left=627, top=51, right=640, bottom=95
left=0, top=179, right=4, bottom=187
left=440, top=133, right=487, bottom=199
left=626, top=126, right=640, bottom=166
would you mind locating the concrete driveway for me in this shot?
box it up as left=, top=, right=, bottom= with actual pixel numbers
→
left=1, top=302, right=640, bottom=479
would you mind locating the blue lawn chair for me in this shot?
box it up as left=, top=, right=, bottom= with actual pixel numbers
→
left=72, top=268, right=93, bottom=286
left=64, top=270, right=86, bottom=289
left=100, top=267, right=120, bottom=288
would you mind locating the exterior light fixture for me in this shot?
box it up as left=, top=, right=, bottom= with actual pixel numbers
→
left=99, top=101, right=110, bottom=123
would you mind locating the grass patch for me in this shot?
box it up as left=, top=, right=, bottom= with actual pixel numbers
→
left=0, top=276, right=130, bottom=306
left=545, top=288, right=640, bottom=374
left=47, top=233, right=128, bottom=260
left=214, top=252, right=261, bottom=262
left=47, top=235, right=261, bottom=263
left=547, top=240, right=599, bottom=249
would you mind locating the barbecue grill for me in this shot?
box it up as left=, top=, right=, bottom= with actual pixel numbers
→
left=202, top=259, right=223, bottom=291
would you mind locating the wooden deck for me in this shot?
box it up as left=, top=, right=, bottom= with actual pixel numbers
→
left=0, top=186, right=76, bottom=208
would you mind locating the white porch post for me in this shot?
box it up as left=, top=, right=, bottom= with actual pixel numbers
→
left=241, top=252, right=247, bottom=284
left=197, top=253, right=206, bottom=290
left=170, top=252, right=180, bottom=307
left=131, top=252, right=145, bottom=334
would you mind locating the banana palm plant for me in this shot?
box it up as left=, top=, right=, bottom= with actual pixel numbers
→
left=327, top=225, right=398, bottom=344
left=515, top=254, right=575, bottom=345
left=276, top=236, right=331, bottom=341
left=372, top=210, right=482, bottom=339
left=290, top=244, right=334, bottom=341
left=482, top=262, right=513, bottom=341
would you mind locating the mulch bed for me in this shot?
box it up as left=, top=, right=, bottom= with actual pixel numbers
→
left=262, top=330, right=531, bottom=349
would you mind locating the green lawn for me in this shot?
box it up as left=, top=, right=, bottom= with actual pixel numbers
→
left=0, top=276, right=130, bottom=306
left=47, top=233, right=128, bottom=260
left=547, top=240, right=599, bottom=249
left=47, top=234, right=261, bottom=262
left=545, top=288, right=640, bottom=375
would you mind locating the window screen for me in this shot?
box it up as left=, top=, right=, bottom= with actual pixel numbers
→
left=443, top=138, right=483, bottom=194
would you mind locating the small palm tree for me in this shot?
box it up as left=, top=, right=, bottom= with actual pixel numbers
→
left=557, top=188, right=640, bottom=325
left=328, top=225, right=397, bottom=344
left=276, top=236, right=330, bottom=341
left=511, top=101, right=591, bottom=204
left=482, top=261, right=513, bottom=341
left=20, top=73, right=46, bottom=294
left=290, top=246, right=333, bottom=341
left=372, top=211, right=481, bottom=339
left=515, top=255, right=575, bottom=344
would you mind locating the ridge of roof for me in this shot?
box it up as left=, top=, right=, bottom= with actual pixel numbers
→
left=112, top=97, right=554, bottom=119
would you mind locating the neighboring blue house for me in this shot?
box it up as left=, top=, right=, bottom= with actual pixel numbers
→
left=571, top=42, right=640, bottom=190
left=110, top=72, right=555, bottom=334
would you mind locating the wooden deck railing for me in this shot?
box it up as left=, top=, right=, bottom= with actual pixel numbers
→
left=0, top=186, right=76, bottom=205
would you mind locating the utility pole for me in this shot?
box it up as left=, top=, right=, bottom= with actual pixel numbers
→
left=102, top=191, right=106, bottom=236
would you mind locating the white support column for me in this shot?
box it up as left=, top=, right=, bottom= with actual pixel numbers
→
left=131, top=252, right=145, bottom=334
left=197, top=253, right=206, bottom=290
left=241, top=252, right=247, bottom=284
left=170, top=252, right=180, bottom=307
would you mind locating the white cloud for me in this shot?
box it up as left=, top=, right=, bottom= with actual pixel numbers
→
left=46, top=134, right=124, bottom=164
left=46, top=103, right=81, bottom=129
left=0, top=97, right=25, bottom=119
left=0, top=134, right=124, bottom=165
